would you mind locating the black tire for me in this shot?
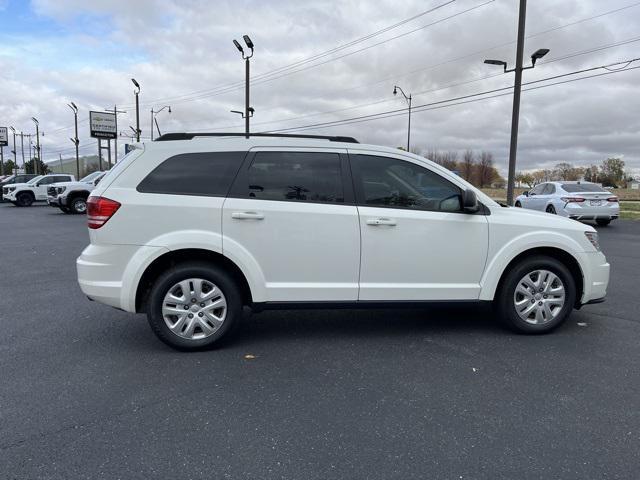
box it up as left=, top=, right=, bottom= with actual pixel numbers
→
left=146, top=262, right=242, bottom=350
left=16, top=193, right=34, bottom=207
left=496, top=255, right=576, bottom=334
left=596, top=219, right=611, bottom=227
left=69, top=197, right=88, bottom=214
left=514, top=201, right=522, bottom=208
left=546, top=204, right=556, bottom=214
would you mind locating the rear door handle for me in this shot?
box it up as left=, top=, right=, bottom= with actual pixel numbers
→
left=366, top=217, right=396, bottom=226
left=231, top=211, right=265, bottom=220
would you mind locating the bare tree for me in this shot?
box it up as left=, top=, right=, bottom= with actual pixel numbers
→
left=477, top=151, right=496, bottom=187
left=461, top=150, right=475, bottom=181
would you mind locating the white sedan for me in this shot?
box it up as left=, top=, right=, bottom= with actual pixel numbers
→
left=515, top=181, right=619, bottom=226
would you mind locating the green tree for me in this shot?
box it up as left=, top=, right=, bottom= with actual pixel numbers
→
left=599, top=157, right=625, bottom=187
left=23, top=158, right=51, bottom=175
left=1, top=159, right=16, bottom=176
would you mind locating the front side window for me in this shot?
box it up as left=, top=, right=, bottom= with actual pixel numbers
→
left=350, top=154, right=462, bottom=212
left=137, top=151, right=245, bottom=196
left=246, top=151, right=343, bottom=203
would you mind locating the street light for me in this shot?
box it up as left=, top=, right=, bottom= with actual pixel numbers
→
left=150, top=105, right=171, bottom=141
left=233, top=34, right=254, bottom=138
left=132, top=78, right=141, bottom=142
left=32, top=117, right=40, bottom=175
left=393, top=85, right=412, bottom=152
left=68, top=102, right=80, bottom=178
left=483, top=0, right=549, bottom=206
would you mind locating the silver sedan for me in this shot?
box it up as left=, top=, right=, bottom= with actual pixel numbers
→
left=515, top=181, right=620, bottom=226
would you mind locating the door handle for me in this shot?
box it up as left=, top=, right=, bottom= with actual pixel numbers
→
left=366, top=217, right=396, bottom=226
left=231, top=211, right=264, bottom=220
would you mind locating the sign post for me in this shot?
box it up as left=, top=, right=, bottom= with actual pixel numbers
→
left=90, top=112, right=117, bottom=172
left=0, top=127, right=8, bottom=176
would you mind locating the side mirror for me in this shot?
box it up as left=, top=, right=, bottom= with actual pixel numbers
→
left=462, top=189, right=479, bottom=213
left=523, top=190, right=529, bottom=197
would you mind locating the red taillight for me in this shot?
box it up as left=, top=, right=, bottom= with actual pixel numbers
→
left=87, top=196, right=121, bottom=229
left=607, top=197, right=619, bottom=203
left=560, top=197, right=586, bottom=203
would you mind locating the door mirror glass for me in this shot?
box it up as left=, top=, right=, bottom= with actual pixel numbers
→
left=462, top=189, right=479, bottom=213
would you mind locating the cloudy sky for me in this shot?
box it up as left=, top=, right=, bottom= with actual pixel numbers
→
left=1, top=0, right=639, bottom=175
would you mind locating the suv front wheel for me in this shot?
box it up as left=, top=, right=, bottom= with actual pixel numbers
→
left=496, top=255, right=576, bottom=334
left=146, top=263, right=242, bottom=350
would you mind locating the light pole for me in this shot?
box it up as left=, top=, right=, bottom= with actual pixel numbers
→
left=20, top=132, right=25, bottom=171
left=9, top=126, right=17, bottom=174
left=32, top=117, right=40, bottom=175
left=132, top=78, right=141, bottom=142
left=484, top=0, right=549, bottom=206
left=393, top=85, right=412, bottom=152
left=150, top=105, right=171, bottom=140
left=68, top=102, right=80, bottom=178
left=233, top=35, right=254, bottom=138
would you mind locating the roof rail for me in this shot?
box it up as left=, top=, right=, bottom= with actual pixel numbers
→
left=154, top=132, right=359, bottom=143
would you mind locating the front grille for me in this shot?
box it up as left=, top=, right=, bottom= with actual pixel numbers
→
left=2, top=187, right=8, bottom=195
left=47, top=186, right=57, bottom=196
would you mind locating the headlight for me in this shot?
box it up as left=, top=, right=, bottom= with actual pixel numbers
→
left=9, top=187, right=16, bottom=192
left=585, top=231, right=600, bottom=251
left=57, top=187, right=66, bottom=194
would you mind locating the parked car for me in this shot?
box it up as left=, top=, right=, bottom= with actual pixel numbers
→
left=515, top=181, right=619, bottom=226
left=3, top=173, right=75, bottom=206
left=1, top=174, right=38, bottom=201
left=77, top=133, right=609, bottom=350
left=47, top=171, right=107, bottom=214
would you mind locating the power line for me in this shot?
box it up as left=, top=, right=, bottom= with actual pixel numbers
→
left=263, top=58, right=640, bottom=133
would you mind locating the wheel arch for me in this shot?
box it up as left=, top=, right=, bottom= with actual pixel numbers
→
left=67, top=189, right=91, bottom=200
left=135, top=248, right=253, bottom=313
left=490, top=247, right=584, bottom=307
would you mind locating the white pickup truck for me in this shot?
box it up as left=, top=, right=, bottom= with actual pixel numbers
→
left=47, top=171, right=106, bottom=214
left=4, top=174, right=75, bottom=206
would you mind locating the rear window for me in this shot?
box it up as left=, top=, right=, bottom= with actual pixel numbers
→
left=561, top=183, right=608, bottom=193
left=137, top=151, right=245, bottom=197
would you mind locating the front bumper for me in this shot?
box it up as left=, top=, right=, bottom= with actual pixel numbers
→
left=47, top=195, right=62, bottom=207
left=580, top=251, right=609, bottom=305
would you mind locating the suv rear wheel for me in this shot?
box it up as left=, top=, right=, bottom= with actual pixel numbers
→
left=496, top=255, right=576, bottom=334
left=146, top=263, right=242, bottom=350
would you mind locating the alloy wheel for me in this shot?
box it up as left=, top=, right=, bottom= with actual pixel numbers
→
left=161, top=278, right=227, bottom=340
left=513, top=269, right=565, bottom=325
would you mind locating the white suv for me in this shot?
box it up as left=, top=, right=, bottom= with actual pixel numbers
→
left=77, top=133, right=610, bottom=350
left=5, top=173, right=75, bottom=206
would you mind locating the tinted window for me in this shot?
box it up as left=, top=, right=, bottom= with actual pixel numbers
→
left=38, top=177, right=56, bottom=185
left=137, top=152, right=245, bottom=196
left=351, top=155, right=462, bottom=212
left=246, top=151, right=343, bottom=203
left=562, top=183, right=608, bottom=193
left=542, top=184, right=555, bottom=194
left=530, top=184, right=545, bottom=195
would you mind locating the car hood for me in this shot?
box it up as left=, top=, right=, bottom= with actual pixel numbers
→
left=493, top=204, right=595, bottom=232
left=51, top=181, right=89, bottom=188
left=5, top=182, right=33, bottom=189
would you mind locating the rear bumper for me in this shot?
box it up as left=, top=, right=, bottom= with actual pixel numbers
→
left=77, top=243, right=169, bottom=312
left=580, top=251, right=609, bottom=305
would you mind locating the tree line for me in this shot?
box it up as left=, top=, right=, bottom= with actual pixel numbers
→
left=515, top=157, right=632, bottom=188
left=412, top=148, right=506, bottom=188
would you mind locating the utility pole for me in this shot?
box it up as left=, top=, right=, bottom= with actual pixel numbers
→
left=150, top=106, right=171, bottom=141
left=483, top=0, right=548, bottom=205
left=132, top=79, right=141, bottom=142
left=233, top=35, right=254, bottom=138
left=9, top=127, right=17, bottom=174
left=20, top=132, right=25, bottom=172
left=32, top=118, right=41, bottom=175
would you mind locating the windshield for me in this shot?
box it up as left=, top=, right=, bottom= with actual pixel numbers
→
left=26, top=175, right=44, bottom=185
left=80, top=171, right=103, bottom=182
left=562, top=183, right=609, bottom=193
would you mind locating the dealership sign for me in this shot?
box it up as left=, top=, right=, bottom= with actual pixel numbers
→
left=0, top=127, right=8, bottom=147
left=89, top=111, right=117, bottom=139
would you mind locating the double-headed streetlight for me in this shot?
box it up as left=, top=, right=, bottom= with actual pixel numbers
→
left=132, top=78, right=141, bottom=142
left=150, top=105, right=171, bottom=141
left=68, top=102, right=80, bottom=178
left=8, top=126, right=17, bottom=174
left=233, top=35, right=254, bottom=138
left=483, top=1, right=549, bottom=206
left=31, top=117, right=40, bottom=175
left=393, top=85, right=413, bottom=152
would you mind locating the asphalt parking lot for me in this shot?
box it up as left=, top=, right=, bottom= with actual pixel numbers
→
left=1, top=203, right=639, bottom=480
